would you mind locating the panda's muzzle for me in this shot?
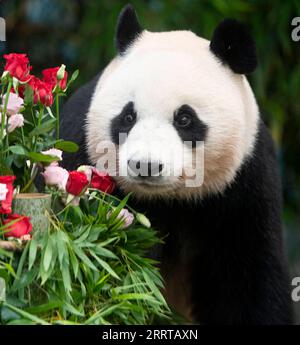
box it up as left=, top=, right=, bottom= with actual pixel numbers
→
left=127, top=160, right=164, bottom=180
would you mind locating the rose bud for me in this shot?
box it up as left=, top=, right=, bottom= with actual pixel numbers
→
left=90, top=168, right=115, bottom=194
left=66, top=171, right=89, bottom=196
left=42, top=165, right=69, bottom=191
left=0, top=176, right=16, bottom=214
left=3, top=214, right=32, bottom=238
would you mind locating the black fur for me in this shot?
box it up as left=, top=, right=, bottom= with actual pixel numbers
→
left=126, top=121, right=293, bottom=324
left=110, top=101, right=137, bottom=144
left=210, top=19, right=257, bottom=74
left=59, top=74, right=100, bottom=170
left=115, top=4, right=142, bottom=55
left=173, top=104, right=208, bottom=147
left=60, top=77, right=293, bottom=324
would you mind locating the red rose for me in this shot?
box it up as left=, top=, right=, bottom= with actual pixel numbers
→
left=0, top=176, right=16, bottom=214
left=42, top=67, right=68, bottom=90
left=66, top=171, right=89, bottom=196
left=3, top=53, right=32, bottom=82
left=90, top=169, right=115, bottom=194
left=3, top=214, right=32, bottom=238
left=28, top=76, right=53, bottom=106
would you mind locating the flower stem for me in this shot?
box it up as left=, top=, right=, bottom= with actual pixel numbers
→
left=56, top=94, right=60, bottom=140
left=0, top=80, right=12, bottom=151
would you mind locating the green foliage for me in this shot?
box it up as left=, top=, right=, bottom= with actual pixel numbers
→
left=0, top=191, right=170, bottom=325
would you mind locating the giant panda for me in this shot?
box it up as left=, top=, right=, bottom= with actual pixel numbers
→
left=60, top=4, right=293, bottom=324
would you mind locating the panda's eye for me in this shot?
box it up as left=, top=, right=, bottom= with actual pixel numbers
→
left=124, top=113, right=135, bottom=124
left=174, top=113, right=192, bottom=128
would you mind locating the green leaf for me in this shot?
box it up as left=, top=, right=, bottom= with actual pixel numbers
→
left=4, top=263, right=16, bottom=278
left=61, top=261, right=72, bottom=292
left=28, top=238, right=38, bottom=270
left=54, top=140, right=79, bottom=153
left=0, top=277, right=6, bottom=302
left=25, top=301, right=61, bottom=315
left=28, top=152, right=59, bottom=164
left=94, top=245, right=118, bottom=260
left=0, top=158, right=13, bottom=175
left=24, top=85, right=34, bottom=104
left=29, top=119, right=56, bottom=137
left=8, top=145, right=28, bottom=155
left=73, top=245, right=97, bottom=271
left=43, top=237, right=53, bottom=271
left=69, top=247, right=79, bottom=278
left=90, top=251, right=120, bottom=280
left=113, top=293, right=158, bottom=303
left=69, top=69, right=79, bottom=84
left=3, top=302, right=50, bottom=325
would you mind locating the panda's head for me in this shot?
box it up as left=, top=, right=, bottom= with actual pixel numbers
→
left=87, top=4, right=259, bottom=200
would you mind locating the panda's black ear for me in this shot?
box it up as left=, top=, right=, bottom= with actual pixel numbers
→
left=115, top=4, right=143, bottom=55
left=210, top=19, right=257, bottom=74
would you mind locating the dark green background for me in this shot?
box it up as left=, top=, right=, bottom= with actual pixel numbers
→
left=0, top=0, right=299, bottom=322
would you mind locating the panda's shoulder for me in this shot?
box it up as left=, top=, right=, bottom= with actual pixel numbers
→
left=61, top=72, right=101, bottom=129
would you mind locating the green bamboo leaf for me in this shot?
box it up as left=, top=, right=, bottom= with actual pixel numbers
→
left=73, top=245, right=97, bottom=271
left=68, top=247, right=79, bottom=279
left=28, top=238, right=38, bottom=270
left=94, top=245, right=118, bottom=259
left=3, top=302, right=50, bottom=325
left=89, top=251, right=120, bottom=280
left=25, top=301, right=61, bottom=315
left=61, top=261, right=72, bottom=292
left=43, top=237, right=53, bottom=271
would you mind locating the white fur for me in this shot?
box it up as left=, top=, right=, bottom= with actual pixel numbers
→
left=87, top=30, right=259, bottom=200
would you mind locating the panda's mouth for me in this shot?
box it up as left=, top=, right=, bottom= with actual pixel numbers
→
left=125, top=176, right=179, bottom=192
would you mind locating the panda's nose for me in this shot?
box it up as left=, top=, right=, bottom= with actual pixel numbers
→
left=127, top=160, right=164, bottom=178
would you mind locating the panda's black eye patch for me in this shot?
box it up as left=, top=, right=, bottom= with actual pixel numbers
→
left=173, top=105, right=208, bottom=147
left=110, top=101, right=137, bottom=144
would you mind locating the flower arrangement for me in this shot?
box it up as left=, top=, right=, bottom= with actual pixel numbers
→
left=0, top=54, right=171, bottom=325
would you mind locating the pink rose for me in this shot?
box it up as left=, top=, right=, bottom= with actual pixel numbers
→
left=2, top=92, right=24, bottom=116
left=7, top=114, right=24, bottom=133
left=42, top=165, right=69, bottom=190
left=42, top=148, right=63, bottom=166
left=118, top=208, right=134, bottom=228
left=108, top=208, right=134, bottom=229
left=0, top=183, right=8, bottom=201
